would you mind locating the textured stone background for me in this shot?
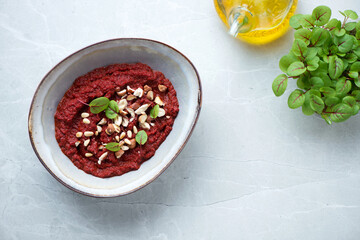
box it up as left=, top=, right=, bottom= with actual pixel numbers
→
left=1, top=0, right=359, bottom=239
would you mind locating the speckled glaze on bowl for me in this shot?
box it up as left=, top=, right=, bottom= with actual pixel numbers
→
left=28, top=38, right=202, bottom=197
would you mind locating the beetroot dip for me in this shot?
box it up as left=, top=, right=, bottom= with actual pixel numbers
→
left=54, top=63, right=179, bottom=178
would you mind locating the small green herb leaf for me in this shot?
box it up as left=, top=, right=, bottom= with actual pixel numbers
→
left=105, top=100, right=119, bottom=119
left=334, top=28, right=346, bottom=37
left=291, top=39, right=308, bottom=57
left=334, top=34, right=354, bottom=53
left=326, top=18, right=341, bottom=30
left=300, top=14, right=315, bottom=28
left=350, top=62, right=360, bottom=72
left=325, top=97, right=340, bottom=107
left=342, top=96, right=356, bottom=107
left=310, top=94, right=325, bottom=113
left=287, top=61, right=306, bottom=76
left=288, top=89, right=305, bottom=109
left=135, top=130, right=148, bottom=145
left=335, top=78, right=352, bottom=96
left=320, top=87, right=336, bottom=97
left=321, top=113, right=332, bottom=125
left=344, top=10, right=358, bottom=20
left=106, top=142, right=121, bottom=152
left=150, top=105, right=160, bottom=119
left=89, top=97, right=110, bottom=114
left=345, top=22, right=356, bottom=31
left=290, top=14, right=303, bottom=29
left=310, top=76, right=324, bottom=88
left=328, top=56, right=344, bottom=79
left=312, top=6, right=332, bottom=26
left=279, top=53, right=299, bottom=73
left=294, top=29, right=312, bottom=45
left=272, top=74, right=288, bottom=97
left=330, top=103, right=353, bottom=122
left=310, top=28, right=330, bottom=46
left=307, top=56, right=320, bottom=71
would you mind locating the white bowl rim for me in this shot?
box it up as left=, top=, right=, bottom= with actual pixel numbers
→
left=28, top=38, right=202, bottom=198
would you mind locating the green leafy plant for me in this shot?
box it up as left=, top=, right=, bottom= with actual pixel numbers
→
left=150, top=104, right=160, bottom=119
left=272, top=6, right=360, bottom=124
left=88, top=97, right=119, bottom=119
left=105, top=142, right=121, bottom=152
left=135, top=130, right=148, bottom=145
left=89, top=97, right=109, bottom=114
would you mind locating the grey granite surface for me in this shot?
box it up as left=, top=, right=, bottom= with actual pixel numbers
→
left=1, top=0, right=360, bottom=239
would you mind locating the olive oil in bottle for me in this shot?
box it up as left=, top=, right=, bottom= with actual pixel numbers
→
left=214, top=0, right=298, bottom=44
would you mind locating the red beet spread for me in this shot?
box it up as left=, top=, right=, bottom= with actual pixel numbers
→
left=54, top=63, right=179, bottom=178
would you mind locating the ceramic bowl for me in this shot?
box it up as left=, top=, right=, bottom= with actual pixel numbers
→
left=28, top=38, right=202, bottom=197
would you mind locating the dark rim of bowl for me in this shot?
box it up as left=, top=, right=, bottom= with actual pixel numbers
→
left=28, top=38, right=202, bottom=198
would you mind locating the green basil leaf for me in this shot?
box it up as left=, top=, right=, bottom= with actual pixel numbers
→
left=330, top=103, right=353, bottom=122
left=89, top=97, right=110, bottom=114
left=105, top=100, right=119, bottom=119
left=312, top=6, right=332, bottom=26
left=272, top=74, right=288, bottom=96
left=344, top=10, right=358, bottom=20
left=106, top=142, right=121, bottom=152
left=288, top=89, right=305, bottom=109
left=310, top=94, right=325, bottom=113
left=150, top=104, right=160, bottom=118
left=328, top=56, right=344, bottom=79
left=287, top=61, right=306, bottom=76
left=291, top=39, right=308, bottom=57
left=135, top=130, right=148, bottom=145
left=294, top=29, right=312, bottom=45
left=335, top=78, right=352, bottom=96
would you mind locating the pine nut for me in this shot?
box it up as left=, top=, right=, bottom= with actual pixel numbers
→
left=127, top=130, right=132, bottom=138
left=84, top=139, right=90, bottom=147
left=133, top=126, right=138, bottom=134
left=85, top=153, right=93, bottom=157
left=84, top=131, right=94, bottom=137
left=76, top=132, right=83, bottom=138
left=81, top=112, right=90, bottom=118
left=83, top=118, right=90, bottom=124
left=120, top=132, right=126, bottom=139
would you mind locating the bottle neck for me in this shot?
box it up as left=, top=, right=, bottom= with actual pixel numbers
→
left=227, top=6, right=254, bottom=37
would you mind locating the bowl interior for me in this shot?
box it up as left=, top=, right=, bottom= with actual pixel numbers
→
left=29, top=39, right=201, bottom=197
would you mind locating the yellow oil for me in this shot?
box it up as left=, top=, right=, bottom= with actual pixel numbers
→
left=214, top=0, right=298, bottom=44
